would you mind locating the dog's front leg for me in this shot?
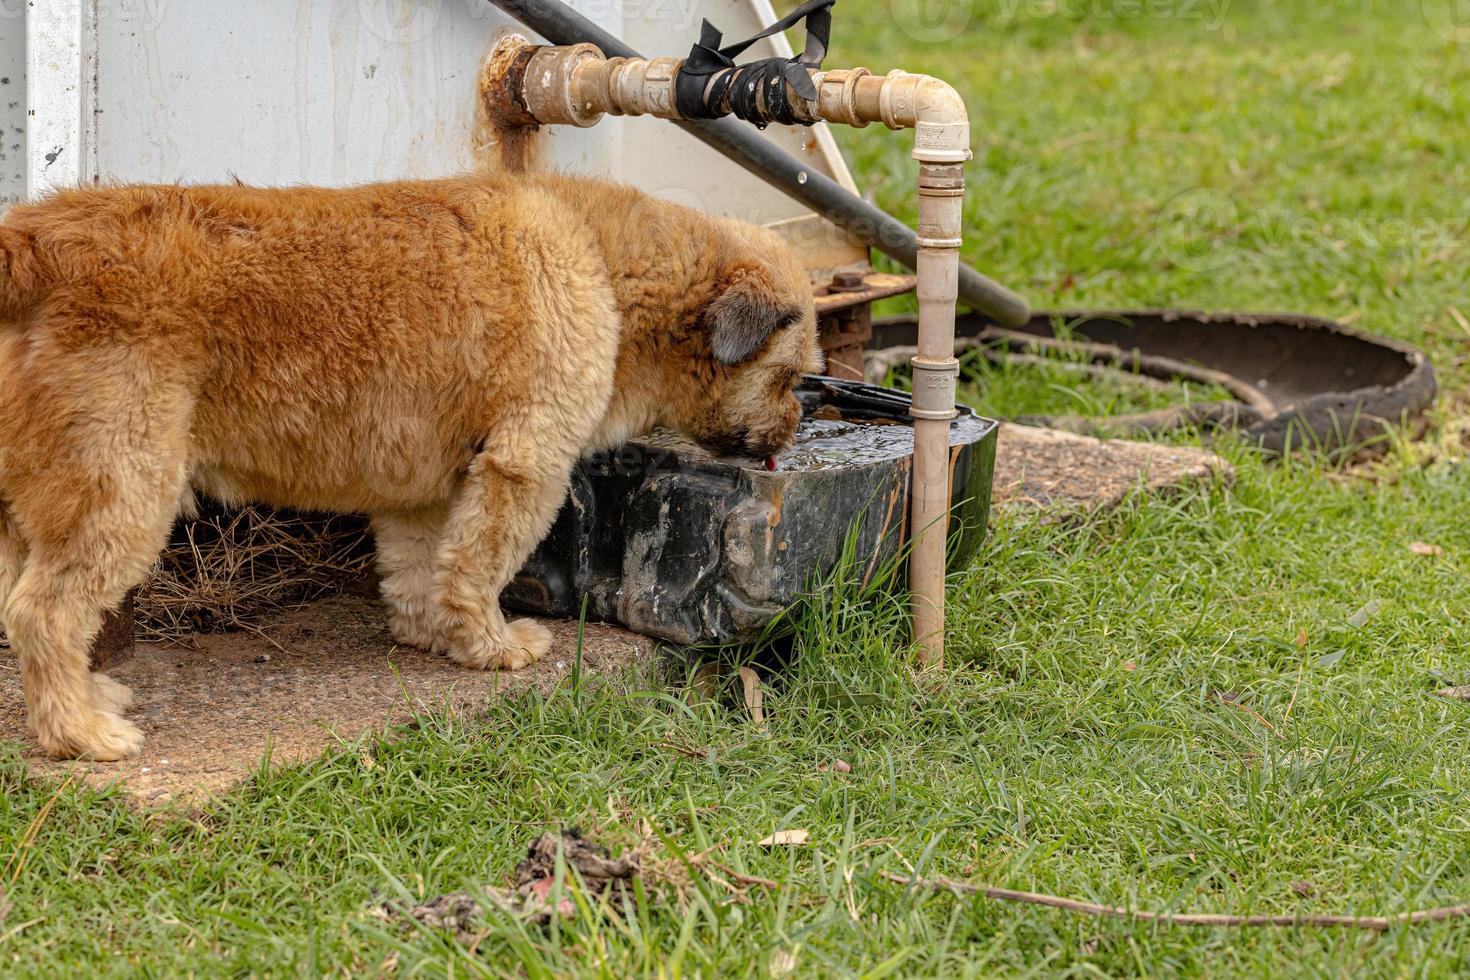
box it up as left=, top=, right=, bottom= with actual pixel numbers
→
left=432, top=446, right=571, bottom=670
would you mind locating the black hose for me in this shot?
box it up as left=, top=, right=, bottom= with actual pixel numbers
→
left=485, top=0, right=1030, bottom=327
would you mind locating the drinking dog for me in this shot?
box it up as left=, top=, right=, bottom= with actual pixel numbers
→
left=0, top=173, right=821, bottom=758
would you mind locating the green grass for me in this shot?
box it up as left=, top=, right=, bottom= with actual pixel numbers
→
left=5, top=2, right=1470, bottom=975
left=843, top=0, right=1470, bottom=396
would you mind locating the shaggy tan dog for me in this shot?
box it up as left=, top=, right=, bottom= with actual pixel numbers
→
left=0, top=173, right=821, bottom=760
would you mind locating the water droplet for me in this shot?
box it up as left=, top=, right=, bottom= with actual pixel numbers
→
left=797, top=171, right=808, bottom=184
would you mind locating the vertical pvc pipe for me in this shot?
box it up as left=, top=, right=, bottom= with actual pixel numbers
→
left=908, top=162, right=964, bottom=668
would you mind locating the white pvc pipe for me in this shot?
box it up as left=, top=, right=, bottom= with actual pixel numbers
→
left=907, top=161, right=964, bottom=668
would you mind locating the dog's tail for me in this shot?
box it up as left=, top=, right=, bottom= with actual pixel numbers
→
left=0, top=227, right=45, bottom=322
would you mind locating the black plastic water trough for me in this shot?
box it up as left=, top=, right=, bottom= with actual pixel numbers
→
left=506, top=377, right=998, bottom=645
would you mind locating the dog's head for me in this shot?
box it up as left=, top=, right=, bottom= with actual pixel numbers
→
left=673, top=221, right=823, bottom=460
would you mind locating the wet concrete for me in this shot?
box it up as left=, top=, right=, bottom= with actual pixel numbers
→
left=992, top=423, right=1231, bottom=514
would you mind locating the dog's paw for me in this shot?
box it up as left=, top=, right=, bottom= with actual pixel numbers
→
left=93, top=672, right=134, bottom=713
left=36, top=708, right=144, bottom=761
left=448, top=618, right=553, bottom=671
left=78, top=714, right=144, bottom=761
left=498, top=619, right=554, bottom=670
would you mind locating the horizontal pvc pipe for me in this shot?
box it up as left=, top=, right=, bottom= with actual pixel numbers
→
left=485, top=0, right=1030, bottom=327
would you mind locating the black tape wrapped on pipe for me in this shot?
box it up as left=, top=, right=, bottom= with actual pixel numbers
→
left=675, top=0, right=834, bottom=128
left=485, top=0, right=1031, bottom=328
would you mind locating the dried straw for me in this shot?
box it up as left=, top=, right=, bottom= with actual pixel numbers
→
left=0, top=506, right=372, bottom=650
left=137, top=506, right=374, bottom=645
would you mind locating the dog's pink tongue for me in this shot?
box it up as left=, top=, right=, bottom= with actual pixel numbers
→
left=764, top=455, right=778, bottom=472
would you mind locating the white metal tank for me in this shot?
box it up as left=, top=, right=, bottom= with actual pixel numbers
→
left=0, top=0, right=862, bottom=267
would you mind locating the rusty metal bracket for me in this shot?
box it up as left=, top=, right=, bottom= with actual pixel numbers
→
left=813, top=271, right=916, bottom=316
left=813, top=270, right=916, bottom=382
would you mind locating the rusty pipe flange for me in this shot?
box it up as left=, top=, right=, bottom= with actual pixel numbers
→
left=479, top=35, right=541, bottom=130
left=479, top=33, right=543, bottom=128
left=522, top=42, right=608, bottom=127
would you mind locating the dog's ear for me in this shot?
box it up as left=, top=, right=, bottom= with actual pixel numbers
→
left=706, top=270, right=804, bottom=365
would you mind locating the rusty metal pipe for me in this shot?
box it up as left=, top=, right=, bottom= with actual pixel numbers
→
left=484, top=0, right=1028, bottom=327
left=487, top=35, right=970, bottom=667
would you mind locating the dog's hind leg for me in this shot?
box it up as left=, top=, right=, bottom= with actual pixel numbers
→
left=4, top=365, right=190, bottom=759
left=432, top=444, right=574, bottom=671
left=371, top=504, right=450, bottom=652
left=0, top=332, right=24, bottom=627
left=0, top=500, right=24, bottom=632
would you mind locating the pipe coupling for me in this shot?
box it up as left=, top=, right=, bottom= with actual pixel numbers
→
left=913, top=122, right=972, bottom=165
left=604, top=55, right=682, bottom=118
left=909, top=356, right=960, bottom=420
left=812, top=67, right=873, bottom=129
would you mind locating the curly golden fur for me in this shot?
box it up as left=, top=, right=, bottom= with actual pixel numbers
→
left=0, top=172, right=821, bottom=759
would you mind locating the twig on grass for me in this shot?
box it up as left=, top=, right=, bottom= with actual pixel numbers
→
left=657, top=740, right=709, bottom=760
left=669, top=842, right=783, bottom=897
left=879, top=871, right=1470, bottom=930
left=706, top=859, right=781, bottom=891
left=1211, top=690, right=1277, bottom=734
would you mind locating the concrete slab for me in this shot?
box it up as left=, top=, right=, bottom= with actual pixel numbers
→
left=993, top=423, right=1231, bottom=513
left=0, top=595, right=657, bottom=805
